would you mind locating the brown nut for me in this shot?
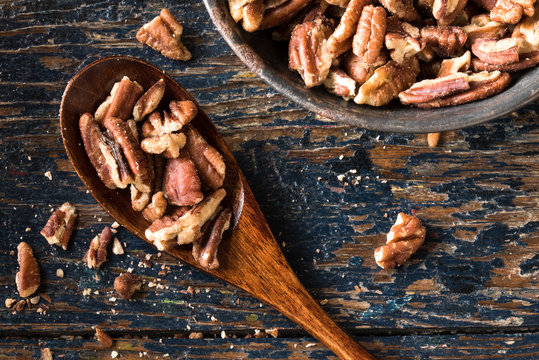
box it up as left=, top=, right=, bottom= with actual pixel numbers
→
left=438, top=50, right=471, bottom=76
left=512, top=4, right=539, bottom=51
left=420, top=26, right=467, bottom=57
left=104, top=117, right=153, bottom=193
left=198, top=208, right=232, bottom=270
left=323, top=67, right=357, bottom=100
left=325, top=0, right=369, bottom=57
left=80, top=113, right=132, bottom=189
left=142, top=191, right=168, bottom=222
left=164, top=150, right=204, bottom=206
left=142, top=100, right=197, bottom=137
left=114, top=273, right=143, bottom=300
left=471, top=37, right=521, bottom=64
left=141, top=133, right=186, bottom=158
left=40, top=348, right=53, bottom=360
left=94, top=81, right=119, bottom=124
left=471, top=0, right=497, bottom=10
left=95, top=77, right=144, bottom=124
left=229, top=0, right=265, bottom=32
left=472, top=50, right=539, bottom=71
left=462, top=14, right=507, bottom=45
left=343, top=51, right=387, bottom=84
left=490, top=0, right=535, bottom=24
left=83, top=227, right=113, bottom=269
left=385, top=18, right=424, bottom=63
left=399, top=72, right=470, bottom=104
left=137, top=8, right=192, bottom=60
left=133, top=79, right=166, bottom=122
left=379, top=0, right=421, bottom=22
left=184, top=125, right=226, bottom=190
left=130, top=185, right=151, bottom=212
left=374, top=213, right=426, bottom=269
left=260, top=0, right=313, bottom=29
left=16, top=242, right=41, bottom=297
left=432, top=0, right=468, bottom=26
left=95, top=327, right=114, bottom=348
left=289, top=18, right=334, bottom=88
left=40, top=202, right=77, bottom=250
left=354, top=56, right=420, bottom=106
left=145, top=207, right=190, bottom=251
left=353, top=5, right=387, bottom=65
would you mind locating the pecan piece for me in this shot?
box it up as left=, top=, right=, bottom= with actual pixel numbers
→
left=184, top=125, right=226, bottom=190
left=145, top=207, right=190, bottom=251
left=141, top=133, right=186, bottom=158
left=379, top=0, right=421, bottom=22
left=133, top=79, right=165, bottom=122
left=438, top=50, right=471, bottom=76
left=83, top=226, right=113, bottom=269
left=130, top=185, right=151, bottom=212
left=142, top=191, right=168, bottom=222
left=343, top=51, right=387, bottom=84
left=323, top=67, right=357, bottom=100
left=471, top=37, right=521, bottom=64
left=16, top=242, right=40, bottom=297
left=137, top=9, right=191, bottom=60
left=385, top=18, right=424, bottom=63
left=289, top=18, right=333, bottom=87
left=399, top=72, right=470, bottom=104
left=104, top=77, right=144, bottom=123
left=374, top=213, right=426, bottom=269
left=512, top=4, right=539, bottom=51
left=164, top=150, right=204, bottom=206
left=325, top=0, right=369, bottom=57
left=40, top=349, right=53, bottom=360
left=260, top=0, right=314, bottom=29
left=421, top=26, right=467, bottom=57
left=114, top=273, right=143, bottom=300
left=490, top=0, right=535, bottom=24
left=40, top=202, right=77, bottom=250
left=462, top=14, right=507, bottom=44
left=142, top=100, right=197, bottom=137
left=198, top=209, right=232, bottom=270
left=472, top=50, right=539, bottom=71
left=229, top=0, right=265, bottom=32
left=354, top=57, right=420, bottom=106
left=433, top=0, right=468, bottom=26
left=104, top=117, right=153, bottom=193
left=353, top=5, right=387, bottom=64
left=96, top=327, right=113, bottom=348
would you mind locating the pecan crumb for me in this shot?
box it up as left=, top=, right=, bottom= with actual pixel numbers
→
left=40, top=348, right=53, bottom=360
left=114, top=273, right=143, bottom=300
left=96, top=327, right=114, bottom=348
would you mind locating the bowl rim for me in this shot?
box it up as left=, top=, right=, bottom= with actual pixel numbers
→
left=203, top=0, right=539, bottom=133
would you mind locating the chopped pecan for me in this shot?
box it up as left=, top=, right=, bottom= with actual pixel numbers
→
left=104, top=117, right=153, bottom=193
left=40, top=348, right=53, bottom=360
left=184, top=125, right=226, bottom=190
left=133, top=79, right=166, bottom=122
left=142, top=191, right=168, bottom=222
left=114, top=272, right=143, bottom=300
left=379, top=0, right=421, bottom=22
left=130, top=185, right=151, bottom=212
left=16, top=242, right=40, bottom=297
left=84, top=226, right=113, bottom=269
left=229, top=0, right=265, bottom=32
left=374, top=213, right=426, bottom=269
left=137, top=8, right=192, bottom=60
left=94, top=81, right=120, bottom=124
left=145, top=207, right=190, bottom=251
left=399, top=72, right=470, bottom=104
left=353, top=5, right=387, bottom=64
left=420, top=26, right=467, bottom=57
left=385, top=18, right=425, bottom=63
left=141, top=133, right=186, bottom=158
left=96, top=327, right=114, bottom=348
left=428, top=132, right=441, bottom=147
left=260, top=0, right=314, bottom=29
left=472, top=50, right=539, bottom=70
left=462, top=14, right=507, bottom=44
left=343, top=51, right=387, bottom=84
left=323, top=67, right=357, bottom=100
left=40, top=202, right=77, bottom=250
left=490, top=0, right=535, bottom=24
left=471, top=37, right=521, bottom=64
left=197, top=209, right=232, bottom=270
left=512, top=4, right=539, bottom=51
left=164, top=150, right=204, bottom=206
left=354, top=57, right=419, bottom=106
left=325, top=0, right=369, bottom=57
left=416, top=71, right=511, bottom=107
left=192, top=208, right=220, bottom=263
left=432, top=0, right=468, bottom=26
left=289, top=18, right=333, bottom=87
left=80, top=113, right=132, bottom=189
left=142, top=100, right=197, bottom=137
left=438, top=50, right=471, bottom=76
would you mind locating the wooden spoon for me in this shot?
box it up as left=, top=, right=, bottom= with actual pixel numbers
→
left=60, top=56, right=376, bottom=360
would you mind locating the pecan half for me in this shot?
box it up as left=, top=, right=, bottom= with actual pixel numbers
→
left=433, top=0, right=468, bottom=26
left=130, top=185, right=151, bottom=212
left=471, top=37, right=521, bottom=64
left=289, top=18, right=333, bottom=87
left=96, top=327, right=114, bottom=348
left=260, top=0, right=314, bottom=29
left=84, top=226, right=113, bottom=269
left=323, top=67, right=357, bottom=100
left=472, top=50, right=539, bottom=70
left=104, top=117, right=153, bottom=193
left=490, top=0, right=535, bottom=24
left=462, top=14, right=507, bottom=44
left=399, top=72, right=470, bottom=104
left=374, top=213, right=426, bottom=269
left=164, top=150, right=204, bottom=206
left=184, top=125, right=226, bottom=190
left=104, top=77, right=144, bottom=123
left=229, top=0, right=265, bottom=32
left=325, top=0, right=369, bottom=57
left=343, top=51, right=387, bottom=84
left=16, top=242, right=41, bottom=297
left=438, top=50, right=471, bottom=76
left=198, top=208, right=232, bottom=270
left=379, top=0, right=421, bottom=22
left=137, top=9, right=192, bottom=60
left=354, top=57, right=420, bottom=106
left=385, top=18, right=425, bottom=63
left=142, top=191, right=168, bottom=222
left=141, top=133, right=186, bottom=159
left=421, top=26, right=467, bottom=57
left=142, top=100, right=197, bottom=137
left=40, top=202, right=77, bottom=250
left=114, top=273, right=143, bottom=300
left=133, top=79, right=166, bottom=122
left=353, top=5, right=387, bottom=64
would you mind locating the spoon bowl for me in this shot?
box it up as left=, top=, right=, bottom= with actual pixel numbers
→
left=60, top=56, right=376, bottom=360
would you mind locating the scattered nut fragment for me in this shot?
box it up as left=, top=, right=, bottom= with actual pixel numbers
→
left=5, top=298, right=16, bottom=308
left=112, top=238, right=125, bottom=255
left=30, top=295, right=41, bottom=305
left=374, top=213, right=426, bottom=269
left=16, top=242, right=41, bottom=298
left=189, top=332, right=204, bottom=339
left=114, top=273, right=143, bottom=300
left=229, top=0, right=265, bottom=32
left=56, top=268, right=64, bottom=278
left=133, top=79, right=166, bottom=122
left=142, top=192, right=168, bottom=222
left=96, top=327, right=114, bottom=348
left=14, top=299, right=26, bottom=312
left=83, top=227, right=113, bottom=269
left=40, top=202, right=77, bottom=250
left=40, top=348, right=53, bottom=360
left=428, top=132, right=441, bottom=147
left=137, top=8, right=192, bottom=60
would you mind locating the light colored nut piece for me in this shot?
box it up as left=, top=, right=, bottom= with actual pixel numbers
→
left=353, top=5, right=387, bottom=65
left=385, top=18, right=424, bottom=63
left=323, top=67, right=357, bottom=100
left=14, top=299, right=26, bottom=312
left=490, top=0, right=535, bottom=24
left=83, top=227, right=112, bottom=269
left=112, top=238, right=124, bottom=255
left=354, top=57, right=420, bottom=106
left=229, top=0, right=265, bottom=32
left=136, top=8, right=191, bottom=60
left=56, top=268, right=64, bottom=278
left=192, top=207, right=221, bottom=262
left=94, top=81, right=120, bottom=124
left=260, top=0, right=313, bottom=29
left=472, top=50, right=539, bottom=71
left=326, top=0, right=369, bottom=56
left=142, top=192, right=168, bottom=222
left=40, top=202, right=77, bottom=250
left=130, top=185, right=151, bottom=212
left=144, top=207, right=190, bottom=251
left=184, top=125, right=226, bottom=190
left=428, top=133, right=441, bottom=147
left=343, top=51, right=387, bottom=84
left=438, top=50, right=471, bottom=77
left=5, top=298, right=16, bottom=308
left=399, top=72, right=470, bottom=105
left=471, top=37, right=521, bottom=64
left=133, top=79, right=165, bottom=122
left=96, top=327, right=114, bottom=348
left=432, top=0, right=468, bottom=26
left=164, top=150, right=204, bottom=206
left=462, top=14, right=507, bottom=45
left=512, top=3, right=539, bottom=51
left=16, top=242, right=41, bottom=297
left=379, top=0, right=421, bottom=22
left=420, top=26, right=467, bottom=57
left=114, top=273, right=143, bottom=300
left=40, top=348, right=53, bottom=360
left=142, top=100, right=197, bottom=137
left=198, top=209, right=232, bottom=270
left=141, top=133, right=186, bottom=159
left=374, top=213, right=426, bottom=269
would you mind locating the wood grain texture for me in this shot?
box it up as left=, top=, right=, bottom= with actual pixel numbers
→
left=0, top=0, right=537, bottom=358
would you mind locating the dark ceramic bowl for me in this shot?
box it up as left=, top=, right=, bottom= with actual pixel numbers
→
left=203, top=0, right=539, bottom=133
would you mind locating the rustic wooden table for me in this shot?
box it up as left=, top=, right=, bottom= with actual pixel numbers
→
left=1, top=1, right=538, bottom=359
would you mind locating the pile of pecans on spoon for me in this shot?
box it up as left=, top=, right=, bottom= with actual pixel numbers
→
left=79, top=76, right=231, bottom=270
left=228, top=0, right=538, bottom=107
